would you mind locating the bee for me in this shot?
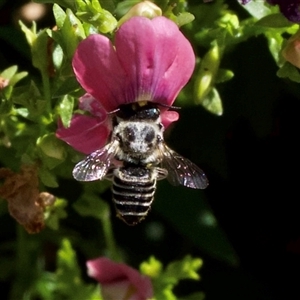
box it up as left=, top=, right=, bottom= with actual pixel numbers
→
left=73, top=101, right=208, bottom=225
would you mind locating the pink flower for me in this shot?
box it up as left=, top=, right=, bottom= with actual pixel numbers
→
left=87, top=257, right=153, bottom=300
left=56, top=16, right=195, bottom=154
left=56, top=94, right=111, bottom=154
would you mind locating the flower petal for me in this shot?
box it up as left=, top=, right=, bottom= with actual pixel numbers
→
left=87, top=257, right=153, bottom=300
left=78, top=93, right=107, bottom=117
left=72, top=16, right=195, bottom=111
left=161, top=110, right=179, bottom=128
left=56, top=114, right=110, bottom=154
left=115, top=16, right=195, bottom=106
left=72, top=35, right=129, bottom=112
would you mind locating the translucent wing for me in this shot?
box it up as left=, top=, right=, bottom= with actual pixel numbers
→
left=160, top=144, right=209, bottom=189
left=73, top=140, right=119, bottom=181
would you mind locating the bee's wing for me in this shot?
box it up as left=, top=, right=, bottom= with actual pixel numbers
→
left=160, top=144, right=209, bottom=189
left=73, top=140, right=119, bottom=181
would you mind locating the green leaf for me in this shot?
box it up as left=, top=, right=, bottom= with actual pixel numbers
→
left=44, top=198, right=68, bottom=230
left=57, top=94, right=75, bottom=128
left=73, top=192, right=110, bottom=220
left=215, top=68, right=234, bottom=83
left=1, top=66, right=28, bottom=87
left=9, top=72, right=28, bottom=86
left=54, top=239, right=101, bottom=300
left=12, top=81, right=47, bottom=118
left=53, top=78, right=80, bottom=98
left=53, top=3, right=67, bottom=28
left=201, top=88, right=223, bottom=116
left=115, top=0, right=141, bottom=18
left=164, top=255, right=202, bottom=281
left=0, top=65, right=18, bottom=79
left=39, top=167, right=59, bottom=187
left=62, top=9, right=86, bottom=58
left=265, top=30, right=285, bottom=64
left=19, top=20, right=37, bottom=46
left=37, top=133, right=67, bottom=160
left=140, top=256, right=163, bottom=278
left=277, top=62, right=300, bottom=82
left=149, top=255, right=203, bottom=300
left=167, top=12, right=195, bottom=27
left=256, top=13, right=294, bottom=28
left=31, top=29, right=49, bottom=75
left=75, top=0, right=117, bottom=33
left=47, top=9, right=85, bottom=60
left=194, top=42, right=221, bottom=101
left=239, top=0, right=274, bottom=19
left=176, top=12, right=195, bottom=27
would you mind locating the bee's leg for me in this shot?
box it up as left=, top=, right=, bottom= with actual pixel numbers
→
left=156, top=167, right=168, bottom=180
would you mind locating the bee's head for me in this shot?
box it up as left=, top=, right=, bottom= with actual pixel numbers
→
left=113, top=121, right=162, bottom=156
left=116, top=102, right=160, bottom=122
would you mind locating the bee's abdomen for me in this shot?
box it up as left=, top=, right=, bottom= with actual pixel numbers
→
left=112, top=168, right=156, bottom=226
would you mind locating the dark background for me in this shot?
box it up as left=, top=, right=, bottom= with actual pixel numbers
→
left=1, top=1, right=300, bottom=299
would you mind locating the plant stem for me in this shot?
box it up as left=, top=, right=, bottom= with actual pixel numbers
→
left=101, top=210, right=121, bottom=262
left=9, top=225, right=31, bottom=300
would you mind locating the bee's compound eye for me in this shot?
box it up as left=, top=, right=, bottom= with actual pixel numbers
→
left=145, top=130, right=155, bottom=143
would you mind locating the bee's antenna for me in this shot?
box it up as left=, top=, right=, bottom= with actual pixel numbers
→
left=159, top=103, right=181, bottom=110
left=108, top=108, right=120, bottom=115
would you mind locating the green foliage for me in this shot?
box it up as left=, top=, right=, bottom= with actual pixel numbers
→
left=44, top=198, right=68, bottom=230
left=75, top=0, right=118, bottom=33
left=32, top=239, right=101, bottom=300
left=141, top=255, right=204, bottom=300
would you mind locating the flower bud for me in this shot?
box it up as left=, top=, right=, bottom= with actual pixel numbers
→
left=0, top=76, right=9, bottom=90
left=118, top=1, right=162, bottom=27
left=282, top=31, right=300, bottom=68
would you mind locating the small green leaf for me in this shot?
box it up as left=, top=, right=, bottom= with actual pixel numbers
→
left=215, top=68, right=234, bottom=83
left=51, top=43, right=64, bottom=70
left=39, top=167, right=58, bottom=187
left=175, top=12, right=195, bottom=27
left=0, top=65, right=18, bottom=79
left=57, top=239, right=81, bottom=276
left=239, top=0, right=274, bottom=19
left=115, top=0, right=141, bottom=18
left=256, top=13, right=294, bottom=28
left=54, top=78, right=80, bottom=98
left=277, top=62, right=300, bottom=82
left=53, top=3, right=67, bottom=28
left=31, top=29, right=49, bottom=75
left=73, top=192, right=110, bottom=220
left=44, top=198, right=68, bottom=230
left=75, top=0, right=117, bottom=33
left=37, top=133, right=67, bottom=160
left=194, top=42, right=221, bottom=101
left=164, top=255, right=202, bottom=281
left=57, top=94, right=75, bottom=128
left=19, top=20, right=37, bottom=46
left=140, top=256, right=163, bottom=278
left=12, top=82, right=47, bottom=118
left=9, top=72, right=28, bottom=86
left=149, top=255, right=204, bottom=300
left=201, top=88, right=223, bottom=116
